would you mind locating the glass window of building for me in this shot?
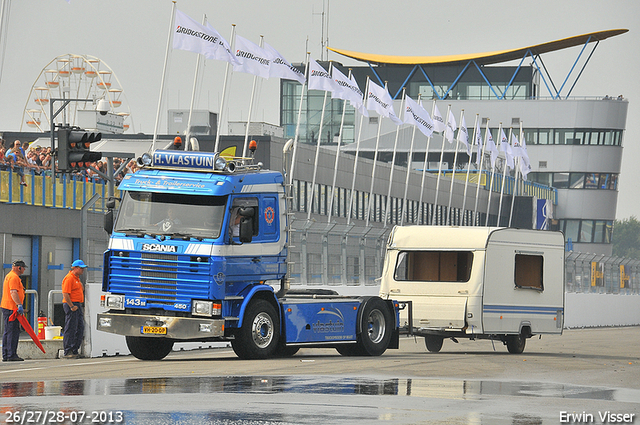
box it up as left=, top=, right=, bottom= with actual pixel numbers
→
left=523, top=129, right=537, bottom=145
left=593, top=220, right=607, bottom=243
left=564, top=220, right=580, bottom=242
left=580, top=220, right=594, bottom=243
left=585, top=173, right=599, bottom=189
left=538, top=129, right=552, bottom=145
left=569, top=173, right=585, bottom=189
left=553, top=173, right=570, bottom=188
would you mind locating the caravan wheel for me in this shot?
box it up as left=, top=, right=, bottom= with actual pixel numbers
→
left=506, top=334, right=526, bottom=354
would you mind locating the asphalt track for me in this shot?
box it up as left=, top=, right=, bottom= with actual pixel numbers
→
left=0, top=327, right=638, bottom=424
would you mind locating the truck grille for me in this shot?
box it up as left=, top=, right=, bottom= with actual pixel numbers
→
left=107, top=251, right=211, bottom=306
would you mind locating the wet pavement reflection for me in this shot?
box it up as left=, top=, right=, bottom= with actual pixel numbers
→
left=1, top=376, right=638, bottom=424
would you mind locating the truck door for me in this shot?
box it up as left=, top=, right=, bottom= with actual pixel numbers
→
left=392, top=250, right=472, bottom=330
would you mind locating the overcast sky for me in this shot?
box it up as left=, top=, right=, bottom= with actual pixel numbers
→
left=0, top=0, right=638, bottom=218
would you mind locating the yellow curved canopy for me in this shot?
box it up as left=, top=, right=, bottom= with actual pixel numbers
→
left=327, top=29, right=628, bottom=66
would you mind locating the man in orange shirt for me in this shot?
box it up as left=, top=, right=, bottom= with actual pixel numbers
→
left=1, top=260, right=27, bottom=362
left=62, top=259, right=87, bottom=359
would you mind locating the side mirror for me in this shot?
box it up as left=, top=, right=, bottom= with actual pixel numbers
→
left=239, top=216, right=253, bottom=243
left=106, top=198, right=117, bottom=209
left=104, top=210, right=114, bottom=235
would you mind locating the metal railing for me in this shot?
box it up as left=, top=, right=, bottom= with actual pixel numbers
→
left=565, top=252, right=640, bottom=295
left=0, top=168, right=115, bottom=211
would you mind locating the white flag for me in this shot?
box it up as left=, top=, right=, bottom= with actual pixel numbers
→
left=173, top=10, right=237, bottom=64
left=432, top=104, right=446, bottom=133
left=445, top=109, right=457, bottom=143
left=367, top=80, right=402, bottom=125
left=349, top=73, right=369, bottom=117
left=499, top=129, right=514, bottom=170
left=263, top=42, right=305, bottom=84
left=475, top=121, right=484, bottom=165
left=404, top=95, right=434, bottom=137
left=233, top=35, right=271, bottom=79
left=512, top=133, right=530, bottom=168
left=331, top=67, right=368, bottom=117
left=308, top=60, right=340, bottom=93
left=458, top=115, right=470, bottom=155
left=486, top=129, right=498, bottom=168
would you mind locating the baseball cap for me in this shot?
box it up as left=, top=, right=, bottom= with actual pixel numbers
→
left=12, top=260, right=27, bottom=268
left=72, top=259, right=88, bottom=268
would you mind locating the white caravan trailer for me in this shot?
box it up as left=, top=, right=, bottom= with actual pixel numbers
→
left=379, top=226, right=565, bottom=354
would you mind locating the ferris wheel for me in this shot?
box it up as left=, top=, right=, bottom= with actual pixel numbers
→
left=20, top=54, right=134, bottom=133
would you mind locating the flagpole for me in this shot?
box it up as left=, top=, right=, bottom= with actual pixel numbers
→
left=365, top=85, right=386, bottom=227
left=214, top=24, right=236, bottom=153
left=383, top=88, right=406, bottom=227
left=485, top=122, right=503, bottom=226
left=474, top=120, right=490, bottom=226
left=509, top=122, right=525, bottom=227
left=347, top=77, right=370, bottom=225
left=432, top=104, right=452, bottom=225
left=241, top=36, right=264, bottom=158
left=307, top=62, right=333, bottom=221
left=418, top=101, right=436, bottom=225
left=288, top=52, right=310, bottom=188
left=508, top=137, right=520, bottom=227
left=328, top=68, right=352, bottom=223
left=152, top=1, right=177, bottom=151
left=497, top=127, right=513, bottom=226
left=185, top=14, right=207, bottom=151
left=400, top=94, right=420, bottom=226
left=461, top=114, right=479, bottom=226
left=446, top=109, right=465, bottom=225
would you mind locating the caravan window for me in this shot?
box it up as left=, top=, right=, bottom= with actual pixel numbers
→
left=514, top=254, right=544, bottom=290
left=394, top=251, right=473, bottom=282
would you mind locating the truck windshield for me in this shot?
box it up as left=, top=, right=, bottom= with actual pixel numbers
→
left=114, top=191, right=227, bottom=239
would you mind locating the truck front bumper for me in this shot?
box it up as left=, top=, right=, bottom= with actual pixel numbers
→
left=97, top=312, right=225, bottom=339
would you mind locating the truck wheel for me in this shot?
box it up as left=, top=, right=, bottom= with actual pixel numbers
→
left=232, top=299, right=280, bottom=360
left=126, top=336, right=174, bottom=360
left=336, top=344, right=363, bottom=356
left=506, top=334, right=526, bottom=354
left=356, top=297, right=393, bottom=356
left=274, top=343, right=299, bottom=358
left=425, top=335, right=444, bottom=353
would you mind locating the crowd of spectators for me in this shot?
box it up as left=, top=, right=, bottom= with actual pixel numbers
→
left=0, top=137, right=138, bottom=186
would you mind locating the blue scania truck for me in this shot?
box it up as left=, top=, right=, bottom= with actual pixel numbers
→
left=97, top=143, right=401, bottom=360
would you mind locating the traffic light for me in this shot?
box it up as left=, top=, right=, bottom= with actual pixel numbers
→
left=57, top=126, right=102, bottom=172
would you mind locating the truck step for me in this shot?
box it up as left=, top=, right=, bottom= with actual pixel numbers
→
left=224, top=317, right=240, bottom=321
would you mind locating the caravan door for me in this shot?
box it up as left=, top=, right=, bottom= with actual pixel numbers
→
left=390, top=250, right=478, bottom=330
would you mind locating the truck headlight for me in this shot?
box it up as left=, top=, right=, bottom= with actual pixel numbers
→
left=105, top=294, right=125, bottom=310
left=192, top=300, right=213, bottom=317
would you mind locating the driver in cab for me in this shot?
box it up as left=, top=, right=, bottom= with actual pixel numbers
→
left=155, top=208, right=181, bottom=232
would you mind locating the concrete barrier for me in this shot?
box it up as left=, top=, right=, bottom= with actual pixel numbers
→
left=564, top=292, right=640, bottom=328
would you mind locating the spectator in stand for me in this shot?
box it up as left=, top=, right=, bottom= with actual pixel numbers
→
left=40, top=151, right=52, bottom=175
left=25, top=149, right=41, bottom=175
left=126, top=159, right=138, bottom=175
left=6, top=141, right=28, bottom=186
left=0, top=146, right=7, bottom=170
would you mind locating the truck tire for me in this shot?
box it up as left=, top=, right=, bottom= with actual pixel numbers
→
left=335, top=344, right=363, bottom=356
left=274, top=343, right=300, bottom=358
left=506, top=334, right=526, bottom=354
left=232, top=299, right=280, bottom=360
left=425, top=335, right=444, bottom=353
left=126, top=336, right=174, bottom=360
left=356, top=297, right=393, bottom=356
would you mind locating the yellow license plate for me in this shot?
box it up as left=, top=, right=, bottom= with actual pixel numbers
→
left=141, top=326, right=167, bottom=335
